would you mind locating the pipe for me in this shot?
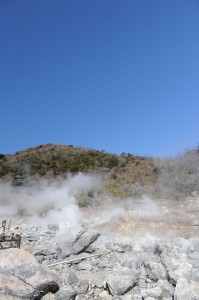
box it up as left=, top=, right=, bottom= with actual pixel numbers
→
left=47, top=252, right=107, bottom=267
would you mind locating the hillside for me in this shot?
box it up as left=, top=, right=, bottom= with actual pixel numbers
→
left=0, top=144, right=199, bottom=199
left=0, top=144, right=156, bottom=195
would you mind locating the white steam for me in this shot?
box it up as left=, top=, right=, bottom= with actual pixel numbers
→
left=0, top=173, right=101, bottom=226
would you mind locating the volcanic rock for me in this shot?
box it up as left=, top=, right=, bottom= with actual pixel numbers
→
left=72, top=228, right=100, bottom=254
left=0, top=248, right=59, bottom=299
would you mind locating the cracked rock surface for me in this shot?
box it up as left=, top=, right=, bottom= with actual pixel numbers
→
left=1, top=224, right=199, bottom=299
left=0, top=248, right=59, bottom=299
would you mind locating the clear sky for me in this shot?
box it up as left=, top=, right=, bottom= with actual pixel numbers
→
left=0, top=0, right=199, bottom=157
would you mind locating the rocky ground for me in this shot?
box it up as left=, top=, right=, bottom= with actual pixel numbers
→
left=1, top=194, right=199, bottom=300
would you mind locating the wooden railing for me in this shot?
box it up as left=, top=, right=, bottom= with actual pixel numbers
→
left=0, top=234, right=21, bottom=249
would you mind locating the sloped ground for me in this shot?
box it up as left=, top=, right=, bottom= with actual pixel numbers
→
left=1, top=193, right=198, bottom=299
left=1, top=145, right=199, bottom=299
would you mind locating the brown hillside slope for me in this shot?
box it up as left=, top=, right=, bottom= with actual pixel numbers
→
left=0, top=144, right=157, bottom=192
left=0, top=144, right=199, bottom=199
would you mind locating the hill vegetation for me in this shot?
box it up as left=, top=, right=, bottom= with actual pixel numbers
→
left=0, top=144, right=198, bottom=199
left=0, top=144, right=156, bottom=194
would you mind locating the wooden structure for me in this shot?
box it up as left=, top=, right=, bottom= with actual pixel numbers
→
left=0, top=220, right=21, bottom=249
left=0, top=234, right=21, bottom=249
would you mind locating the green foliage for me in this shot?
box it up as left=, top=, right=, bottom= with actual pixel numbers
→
left=0, top=144, right=157, bottom=189
left=105, top=156, right=119, bottom=168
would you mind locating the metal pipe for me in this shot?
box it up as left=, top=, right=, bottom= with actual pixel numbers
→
left=47, top=252, right=106, bottom=267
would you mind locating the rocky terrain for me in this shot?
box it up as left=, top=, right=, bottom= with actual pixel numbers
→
left=0, top=144, right=199, bottom=299
left=0, top=191, right=198, bottom=300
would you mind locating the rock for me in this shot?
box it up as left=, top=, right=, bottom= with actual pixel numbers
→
left=134, top=237, right=158, bottom=254
left=84, top=244, right=96, bottom=253
left=189, top=280, right=199, bottom=299
left=42, top=293, right=56, bottom=300
left=48, top=224, right=59, bottom=231
left=106, top=270, right=138, bottom=296
left=141, top=285, right=162, bottom=299
left=191, top=238, right=199, bottom=252
left=190, top=268, right=199, bottom=282
left=0, top=248, right=59, bottom=299
left=75, top=296, right=89, bottom=300
left=77, top=260, right=93, bottom=271
left=60, top=241, right=73, bottom=258
left=174, top=278, right=191, bottom=300
left=0, top=294, right=21, bottom=300
left=138, top=265, right=147, bottom=290
left=156, top=279, right=174, bottom=298
left=59, top=266, right=78, bottom=285
left=144, top=255, right=167, bottom=282
left=54, top=286, right=76, bottom=300
left=105, top=242, right=133, bottom=253
left=117, top=252, right=142, bottom=269
left=6, top=221, right=199, bottom=299
left=76, top=280, right=89, bottom=294
left=72, top=228, right=100, bottom=254
left=96, top=289, right=112, bottom=299
left=160, top=245, right=192, bottom=283
left=193, top=220, right=199, bottom=226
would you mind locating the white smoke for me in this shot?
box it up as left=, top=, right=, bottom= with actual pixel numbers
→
left=134, top=195, right=160, bottom=216
left=0, top=173, right=101, bottom=226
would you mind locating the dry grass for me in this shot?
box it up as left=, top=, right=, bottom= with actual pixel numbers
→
left=97, top=197, right=199, bottom=239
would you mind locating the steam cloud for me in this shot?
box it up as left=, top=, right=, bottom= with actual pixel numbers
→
left=1, top=150, right=198, bottom=229
left=0, top=173, right=101, bottom=226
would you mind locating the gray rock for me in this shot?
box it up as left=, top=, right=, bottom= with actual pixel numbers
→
left=84, top=244, right=96, bottom=253
left=77, top=260, right=93, bottom=271
left=160, top=246, right=192, bottom=283
left=156, top=279, right=174, bottom=298
left=59, top=266, right=78, bottom=285
left=144, top=255, right=167, bottom=282
left=72, top=228, right=100, bottom=254
left=193, top=220, right=199, bottom=226
left=138, top=265, right=147, bottom=290
left=105, top=242, right=133, bottom=253
left=191, top=268, right=199, bottom=282
left=54, top=286, right=76, bottom=300
left=75, top=296, right=90, bottom=300
left=141, top=285, right=162, bottom=299
left=0, top=248, right=59, bottom=299
left=106, top=270, right=138, bottom=296
left=42, top=293, right=56, bottom=300
left=117, top=253, right=142, bottom=269
left=76, top=280, right=89, bottom=294
left=191, top=238, right=199, bottom=252
left=0, top=293, right=21, bottom=300
left=189, top=280, right=199, bottom=300
left=48, top=224, right=59, bottom=231
left=59, top=241, right=73, bottom=259
left=174, top=278, right=191, bottom=300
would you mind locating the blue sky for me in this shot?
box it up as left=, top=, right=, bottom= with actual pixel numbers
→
left=0, top=0, right=199, bottom=157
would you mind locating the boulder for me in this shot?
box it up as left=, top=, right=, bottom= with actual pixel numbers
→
left=174, top=278, right=191, bottom=300
left=54, top=286, right=76, bottom=300
left=72, top=228, right=100, bottom=254
left=141, top=285, right=162, bottom=299
left=160, top=246, right=192, bottom=283
left=105, top=269, right=138, bottom=296
left=42, top=293, right=56, bottom=300
left=76, top=280, right=89, bottom=294
left=60, top=241, right=73, bottom=259
left=0, top=248, right=59, bottom=299
left=144, top=255, right=167, bottom=282
left=189, top=280, right=199, bottom=299
left=59, top=266, right=78, bottom=285
left=156, top=279, right=174, bottom=298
